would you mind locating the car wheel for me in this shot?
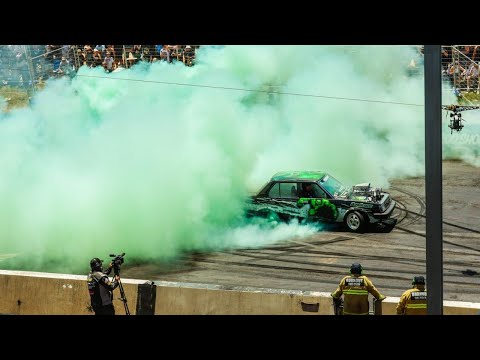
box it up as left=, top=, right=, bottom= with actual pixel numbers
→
left=344, top=211, right=365, bottom=232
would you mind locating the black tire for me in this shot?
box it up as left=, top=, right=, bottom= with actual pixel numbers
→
left=344, top=211, right=366, bottom=233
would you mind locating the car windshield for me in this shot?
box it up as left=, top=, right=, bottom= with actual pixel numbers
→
left=319, top=174, right=346, bottom=196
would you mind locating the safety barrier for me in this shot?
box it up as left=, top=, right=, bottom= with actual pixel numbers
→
left=0, top=270, right=478, bottom=315
left=0, top=270, right=140, bottom=315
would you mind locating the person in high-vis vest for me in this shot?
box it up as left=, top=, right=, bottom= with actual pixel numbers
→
left=396, top=276, right=427, bottom=315
left=331, top=263, right=386, bottom=315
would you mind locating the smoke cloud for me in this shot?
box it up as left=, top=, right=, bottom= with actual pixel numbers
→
left=0, top=45, right=455, bottom=274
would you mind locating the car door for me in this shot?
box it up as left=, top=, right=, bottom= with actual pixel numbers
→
left=302, top=183, right=339, bottom=221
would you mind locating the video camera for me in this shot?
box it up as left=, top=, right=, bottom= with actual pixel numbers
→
left=109, top=252, right=125, bottom=276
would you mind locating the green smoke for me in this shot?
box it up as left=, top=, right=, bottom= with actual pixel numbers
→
left=442, top=99, right=480, bottom=165
left=0, top=46, right=430, bottom=274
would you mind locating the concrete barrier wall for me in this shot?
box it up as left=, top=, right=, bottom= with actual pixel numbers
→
left=152, top=281, right=480, bottom=315
left=0, top=270, right=141, bottom=315
left=0, top=270, right=479, bottom=315
left=381, top=297, right=480, bottom=315
left=154, top=281, right=331, bottom=315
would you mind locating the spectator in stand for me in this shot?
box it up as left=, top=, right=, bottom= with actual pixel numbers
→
left=52, top=55, right=61, bottom=73
left=441, top=46, right=451, bottom=73
left=112, top=60, right=122, bottom=72
left=61, top=45, right=69, bottom=59
left=144, top=46, right=155, bottom=62
left=77, top=48, right=86, bottom=68
left=93, top=49, right=103, bottom=68
left=160, top=45, right=170, bottom=62
left=473, top=46, right=480, bottom=64
left=448, top=60, right=465, bottom=88
left=167, top=45, right=178, bottom=62
left=84, top=45, right=94, bottom=67
left=183, top=45, right=195, bottom=66
left=465, top=62, right=479, bottom=92
left=44, top=45, right=55, bottom=65
left=126, top=52, right=137, bottom=68
left=460, top=46, right=473, bottom=67
left=57, top=57, right=70, bottom=75
left=133, top=45, right=142, bottom=61
left=103, top=52, right=114, bottom=72
left=106, top=45, right=115, bottom=60
left=95, top=45, right=106, bottom=55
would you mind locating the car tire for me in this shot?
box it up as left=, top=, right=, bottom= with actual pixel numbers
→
left=344, top=211, right=365, bottom=232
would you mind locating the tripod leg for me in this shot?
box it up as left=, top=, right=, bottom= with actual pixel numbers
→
left=117, top=280, right=130, bottom=315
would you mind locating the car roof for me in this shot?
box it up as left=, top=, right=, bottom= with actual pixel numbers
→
left=271, top=171, right=327, bottom=182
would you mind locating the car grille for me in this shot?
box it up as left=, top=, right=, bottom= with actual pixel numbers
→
left=383, top=196, right=391, bottom=211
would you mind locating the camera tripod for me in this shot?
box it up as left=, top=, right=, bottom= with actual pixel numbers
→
left=115, top=276, right=130, bottom=315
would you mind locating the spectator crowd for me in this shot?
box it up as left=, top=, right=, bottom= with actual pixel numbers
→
left=0, top=45, right=200, bottom=90
left=3, top=45, right=480, bottom=97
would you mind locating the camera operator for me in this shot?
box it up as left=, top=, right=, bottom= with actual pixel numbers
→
left=86, top=257, right=120, bottom=315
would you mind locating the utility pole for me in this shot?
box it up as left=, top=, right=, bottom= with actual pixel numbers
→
left=424, top=45, right=443, bottom=315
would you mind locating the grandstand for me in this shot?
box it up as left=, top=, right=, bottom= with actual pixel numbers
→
left=1, top=45, right=479, bottom=107
left=0, top=45, right=199, bottom=93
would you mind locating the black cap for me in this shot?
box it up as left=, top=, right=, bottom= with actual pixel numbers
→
left=412, top=276, right=425, bottom=285
left=350, top=263, right=362, bottom=274
left=90, top=258, right=103, bottom=269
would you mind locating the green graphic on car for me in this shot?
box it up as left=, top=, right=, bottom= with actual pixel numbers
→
left=297, top=198, right=339, bottom=220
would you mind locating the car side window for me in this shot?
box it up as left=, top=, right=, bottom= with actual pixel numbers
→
left=279, top=182, right=297, bottom=198
left=268, top=183, right=280, bottom=198
left=312, top=184, right=327, bottom=198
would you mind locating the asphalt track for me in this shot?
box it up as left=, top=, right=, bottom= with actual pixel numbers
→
left=122, top=160, right=480, bottom=302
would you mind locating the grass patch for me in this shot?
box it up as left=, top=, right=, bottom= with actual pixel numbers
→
left=459, top=92, right=480, bottom=105
left=0, top=86, right=30, bottom=111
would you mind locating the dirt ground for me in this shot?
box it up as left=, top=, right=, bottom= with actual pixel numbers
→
left=123, top=160, right=480, bottom=302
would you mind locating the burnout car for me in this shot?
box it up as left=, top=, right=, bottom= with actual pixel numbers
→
left=245, top=171, right=397, bottom=232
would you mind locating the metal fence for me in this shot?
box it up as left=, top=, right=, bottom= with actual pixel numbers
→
left=0, top=45, right=199, bottom=97
left=441, top=45, right=480, bottom=94
left=1, top=45, right=478, bottom=99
